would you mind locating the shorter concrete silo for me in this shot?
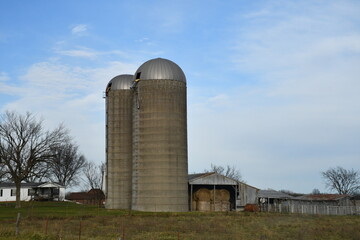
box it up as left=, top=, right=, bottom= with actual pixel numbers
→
left=105, top=74, right=133, bottom=209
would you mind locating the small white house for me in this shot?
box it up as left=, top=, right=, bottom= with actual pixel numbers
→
left=0, top=182, right=65, bottom=202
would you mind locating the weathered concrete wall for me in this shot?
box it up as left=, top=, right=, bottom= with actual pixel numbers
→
left=106, top=90, right=133, bottom=209
left=132, top=79, right=188, bottom=212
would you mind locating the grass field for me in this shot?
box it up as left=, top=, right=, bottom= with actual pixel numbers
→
left=0, top=201, right=359, bottom=240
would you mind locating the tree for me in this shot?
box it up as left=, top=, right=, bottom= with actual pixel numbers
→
left=0, top=111, right=67, bottom=208
left=204, top=163, right=243, bottom=182
left=82, top=161, right=104, bottom=190
left=321, top=166, right=360, bottom=195
left=48, top=142, right=86, bottom=188
left=0, top=162, right=6, bottom=183
left=279, top=190, right=303, bottom=197
left=311, top=188, right=321, bottom=195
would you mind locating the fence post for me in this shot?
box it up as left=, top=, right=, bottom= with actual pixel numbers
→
left=78, top=218, right=82, bottom=240
left=45, top=217, right=49, bottom=235
left=16, top=212, right=21, bottom=236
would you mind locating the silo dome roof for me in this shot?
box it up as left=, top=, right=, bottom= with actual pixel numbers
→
left=135, top=58, right=186, bottom=83
left=106, top=74, right=133, bottom=91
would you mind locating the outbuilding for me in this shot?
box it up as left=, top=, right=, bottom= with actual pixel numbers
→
left=188, top=172, right=259, bottom=211
left=66, top=189, right=105, bottom=206
left=291, top=194, right=352, bottom=206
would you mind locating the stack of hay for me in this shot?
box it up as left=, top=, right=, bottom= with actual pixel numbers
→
left=210, top=189, right=230, bottom=211
left=193, top=188, right=231, bottom=212
left=193, top=188, right=211, bottom=211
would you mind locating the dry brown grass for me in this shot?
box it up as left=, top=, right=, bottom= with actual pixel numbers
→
left=0, top=202, right=359, bottom=240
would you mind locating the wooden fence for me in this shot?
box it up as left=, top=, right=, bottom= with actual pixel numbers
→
left=261, top=204, right=360, bottom=216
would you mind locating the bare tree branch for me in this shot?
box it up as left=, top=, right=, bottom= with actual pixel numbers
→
left=82, top=161, right=104, bottom=190
left=48, top=142, right=86, bottom=188
left=322, top=166, right=360, bottom=195
left=204, top=163, right=243, bottom=182
left=0, top=111, right=68, bottom=208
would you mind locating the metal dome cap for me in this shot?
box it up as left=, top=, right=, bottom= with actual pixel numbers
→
left=134, top=58, right=186, bottom=83
left=106, top=74, right=133, bottom=91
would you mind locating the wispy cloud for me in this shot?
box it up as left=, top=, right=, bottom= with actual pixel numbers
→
left=55, top=46, right=131, bottom=59
left=135, top=37, right=149, bottom=43
left=207, top=94, right=231, bottom=108
left=188, top=0, right=360, bottom=191
left=0, top=72, right=9, bottom=82
left=57, top=48, right=99, bottom=59
left=1, top=60, right=138, bottom=162
left=71, top=24, right=88, bottom=35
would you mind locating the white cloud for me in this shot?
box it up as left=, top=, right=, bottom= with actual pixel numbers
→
left=55, top=46, right=130, bottom=60
left=71, top=24, right=88, bottom=34
left=1, top=60, right=138, bottom=163
left=207, top=94, right=230, bottom=107
left=188, top=1, right=360, bottom=192
left=0, top=72, right=9, bottom=82
left=242, top=9, right=271, bottom=19
left=57, top=49, right=99, bottom=58
left=135, top=37, right=149, bottom=43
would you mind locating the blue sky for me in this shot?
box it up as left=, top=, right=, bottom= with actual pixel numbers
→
left=1, top=0, right=360, bottom=193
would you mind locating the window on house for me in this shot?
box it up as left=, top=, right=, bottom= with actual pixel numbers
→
left=11, top=189, right=16, bottom=196
left=28, top=189, right=35, bottom=196
left=53, top=188, right=59, bottom=195
left=0, top=189, right=3, bottom=197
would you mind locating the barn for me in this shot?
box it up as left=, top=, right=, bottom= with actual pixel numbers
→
left=66, top=189, right=105, bottom=206
left=291, top=194, right=352, bottom=206
left=188, top=172, right=259, bottom=211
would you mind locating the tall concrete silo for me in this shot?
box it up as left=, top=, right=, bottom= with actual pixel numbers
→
left=105, top=74, right=133, bottom=209
left=131, top=58, right=189, bottom=212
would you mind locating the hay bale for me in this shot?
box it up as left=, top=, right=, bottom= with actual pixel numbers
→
left=210, top=202, right=222, bottom=211
left=221, top=201, right=230, bottom=211
left=192, top=192, right=199, bottom=202
left=197, top=201, right=211, bottom=211
left=191, top=200, right=197, bottom=211
left=209, top=189, right=222, bottom=202
left=195, top=188, right=211, bottom=201
left=219, top=189, right=230, bottom=201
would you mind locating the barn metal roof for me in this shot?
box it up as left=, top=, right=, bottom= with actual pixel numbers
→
left=258, top=190, right=294, bottom=199
left=188, top=172, right=239, bottom=185
left=188, top=173, right=259, bottom=190
left=106, top=74, right=133, bottom=91
left=188, top=172, right=215, bottom=181
left=294, top=194, right=350, bottom=201
left=134, top=58, right=186, bottom=82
